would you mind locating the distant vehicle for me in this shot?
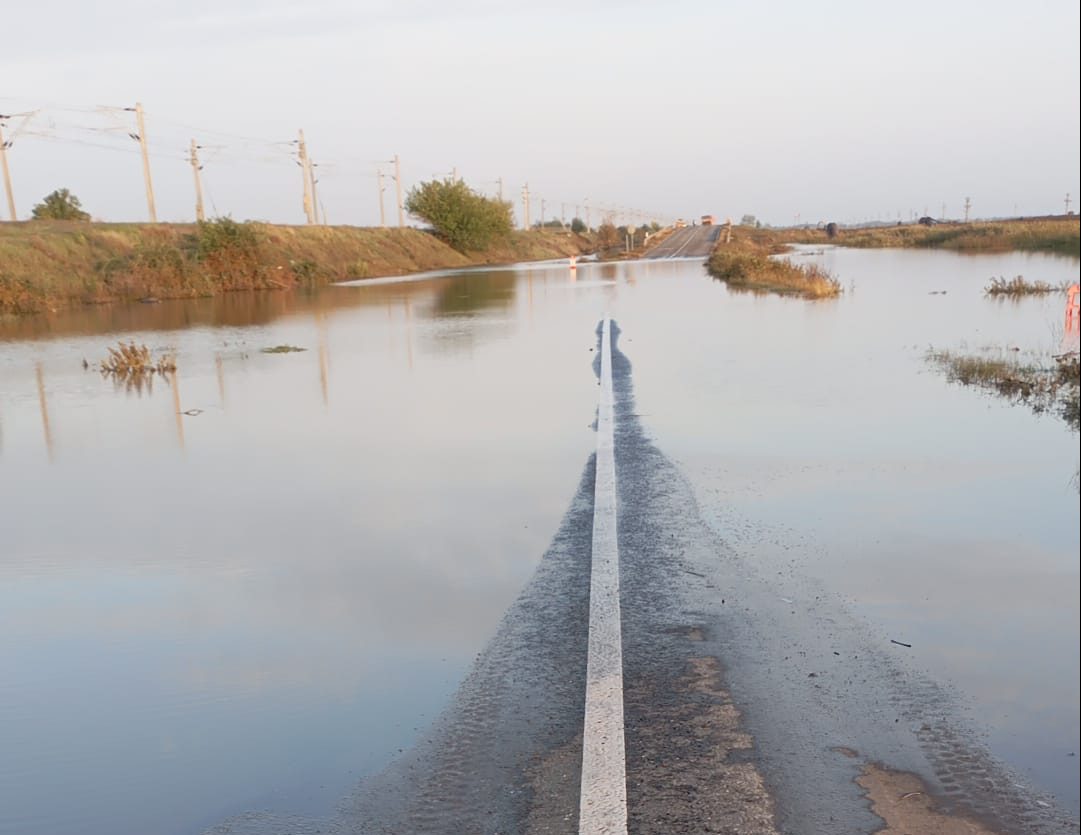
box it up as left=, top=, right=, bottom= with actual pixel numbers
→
left=674, top=219, right=687, bottom=228
left=918, top=216, right=938, bottom=226
left=701, top=215, right=716, bottom=226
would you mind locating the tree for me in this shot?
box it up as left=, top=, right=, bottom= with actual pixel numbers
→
left=596, top=222, right=619, bottom=248
left=32, top=189, right=90, bottom=221
left=739, top=214, right=757, bottom=227
left=405, top=179, right=513, bottom=252
left=570, top=217, right=587, bottom=234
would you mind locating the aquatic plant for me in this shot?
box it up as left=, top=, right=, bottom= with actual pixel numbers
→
left=985, top=276, right=1062, bottom=296
left=99, top=340, right=177, bottom=376
left=927, top=349, right=1079, bottom=430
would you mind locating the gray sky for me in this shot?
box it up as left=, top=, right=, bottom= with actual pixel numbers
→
left=4, top=0, right=1079, bottom=227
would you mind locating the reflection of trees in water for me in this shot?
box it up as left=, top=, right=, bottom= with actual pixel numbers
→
left=0, top=272, right=518, bottom=344
left=431, top=271, right=517, bottom=316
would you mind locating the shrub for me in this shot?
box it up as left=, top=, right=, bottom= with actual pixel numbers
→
left=405, top=179, right=513, bottom=252
left=31, top=189, right=90, bottom=221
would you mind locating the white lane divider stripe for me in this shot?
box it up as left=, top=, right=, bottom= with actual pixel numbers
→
left=578, top=316, right=628, bottom=835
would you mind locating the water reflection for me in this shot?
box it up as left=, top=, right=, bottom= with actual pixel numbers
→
left=35, top=362, right=54, bottom=462
left=1, top=248, right=1078, bottom=834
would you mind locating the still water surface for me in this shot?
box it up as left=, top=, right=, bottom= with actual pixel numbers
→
left=1, top=248, right=1078, bottom=832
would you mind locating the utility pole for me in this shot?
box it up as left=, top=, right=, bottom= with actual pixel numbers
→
left=133, top=102, right=157, bottom=222
left=297, top=130, right=314, bottom=224
left=1066, top=193, right=1072, bottom=215
left=522, top=183, right=531, bottom=230
left=561, top=202, right=566, bottom=228
left=496, top=177, right=503, bottom=201
left=377, top=170, right=386, bottom=228
left=585, top=198, right=591, bottom=230
left=0, top=121, right=15, bottom=221
left=963, top=196, right=971, bottom=223
left=540, top=198, right=546, bottom=227
left=394, top=154, right=404, bottom=227
left=309, top=161, right=321, bottom=225
left=189, top=140, right=206, bottom=222
left=941, top=202, right=946, bottom=220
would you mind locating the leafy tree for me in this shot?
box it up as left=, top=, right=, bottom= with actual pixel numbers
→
left=405, top=179, right=513, bottom=252
left=596, top=222, right=619, bottom=248
left=740, top=214, right=757, bottom=227
left=32, top=189, right=90, bottom=221
left=570, top=217, right=587, bottom=234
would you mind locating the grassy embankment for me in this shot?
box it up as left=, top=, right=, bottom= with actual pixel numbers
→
left=826, top=217, right=1080, bottom=257
left=928, top=350, right=1079, bottom=430
left=706, top=225, right=841, bottom=299
left=0, top=220, right=591, bottom=316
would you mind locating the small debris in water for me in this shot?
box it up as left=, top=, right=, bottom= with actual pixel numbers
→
left=261, top=345, right=306, bottom=353
left=891, top=639, right=913, bottom=648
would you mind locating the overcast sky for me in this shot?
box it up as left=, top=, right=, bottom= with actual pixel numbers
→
left=4, top=0, right=1079, bottom=227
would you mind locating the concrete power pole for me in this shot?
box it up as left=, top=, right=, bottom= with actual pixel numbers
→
left=394, top=154, right=404, bottom=227
left=585, top=198, right=591, bottom=231
left=1066, top=193, right=1072, bottom=215
left=297, top=130, right=314, bottom=224
left=133, top=102, right=157, bottom=222
left=496, top=177, right=503, bottom=202
left=0, top=122, right=15, bottom=221
left=540, top=198, right=546, bottom=227
left=522, top=183, right=531, bottom=230
left=189, top=140, right=206, bottom=222
left=963, top=196, right=972, bottom=223
left=377, top=170, right=386, bottom=228
left=309, top=162, right=321, bottom=225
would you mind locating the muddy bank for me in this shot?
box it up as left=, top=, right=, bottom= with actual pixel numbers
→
left=0, top=221, right=592, bottom=315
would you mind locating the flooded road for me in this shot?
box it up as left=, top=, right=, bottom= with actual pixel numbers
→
left=1, top=247, right=1078, bottom=833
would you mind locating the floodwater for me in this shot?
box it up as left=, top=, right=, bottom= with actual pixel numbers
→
left=1, top=247, right=1078, bottom=833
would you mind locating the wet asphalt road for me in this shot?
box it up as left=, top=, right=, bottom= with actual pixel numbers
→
left=205, top=321, right=1076, bottom=835
left=644, top=226, right=720, bottom=259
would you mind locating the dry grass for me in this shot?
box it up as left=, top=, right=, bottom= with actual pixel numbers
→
left=832, top=218, right=1079, bottom=256
left=0, top=221, right=593, bottom=317
left=928, top=349, right=1079, bottom=430
left=984, top=275, right=1064, bottom=296
left=707, top=235, right=841, bottom=299
left=99, top=341, right=177, bottom=377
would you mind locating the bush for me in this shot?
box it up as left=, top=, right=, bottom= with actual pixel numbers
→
left=571, top=217, right=587, bottom=234
left=31, top=189, right=90, bottom=221
left=405, top=179, right=513, bottom=252
left=596, top=222, right=619, bottom=248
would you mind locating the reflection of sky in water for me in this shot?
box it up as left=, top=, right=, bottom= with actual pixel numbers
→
left=1, top=248, right=1078, bottom=831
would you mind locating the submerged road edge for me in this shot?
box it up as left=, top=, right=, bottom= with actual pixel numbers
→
left=578, top=316, right=628, bottom=835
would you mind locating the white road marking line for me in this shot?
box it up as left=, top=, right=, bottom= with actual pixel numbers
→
left=578, top=316, right=628, bottom=835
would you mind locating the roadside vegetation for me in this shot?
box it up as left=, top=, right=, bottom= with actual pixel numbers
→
left=32, top=188, right=91, bottom=221
left=927, top=349, right=1079, bottom=430
left=405, top=179, right=513, bottom=252
left=825, top=218, right=1079, bottom=257
left=707, top=234, right=841, bottom=299
left=984, top=275, right=1064, bottom=296
left=0, top=218, right=591, bottom=316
